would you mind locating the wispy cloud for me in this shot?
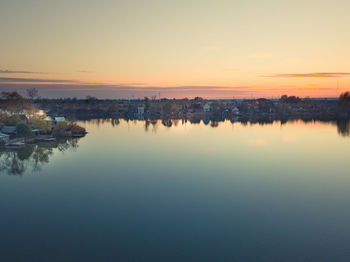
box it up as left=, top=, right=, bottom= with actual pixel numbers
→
left=0, top=82, right=258, bottom=98
left=0, top=69, right=47, bottom=74
left=266, top=73, right=350, bottom=78
left=77, top=70, right=93, bottom=73
left=298, top=87, right=321, bottom=91
left=0, top=77, right=77, bottom=83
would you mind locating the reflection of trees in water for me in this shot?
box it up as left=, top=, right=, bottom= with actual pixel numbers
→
left=336, top=121, right=350, bottom=137
left=210, top=121, right=219, bottom=128
left=80, top=118, right=121, bottom=127
left=0, top=138, right=80, bottom=175
left=162, top=119, right=172, bottom=127
left=144, top=119, right=159, bottom=132
left=82, top=118, right=350, bottom=138
left=111, top=118, right=120, bottom=127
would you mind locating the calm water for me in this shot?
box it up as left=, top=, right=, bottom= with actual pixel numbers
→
left=1, top=119, right=350, bottom=261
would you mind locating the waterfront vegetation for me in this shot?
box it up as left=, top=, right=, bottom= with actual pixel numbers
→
left=0, top=90, right=86, bottom=147
left=35, top=92, right=350, bottom=122
left=1, top=89, right=350, bottom=147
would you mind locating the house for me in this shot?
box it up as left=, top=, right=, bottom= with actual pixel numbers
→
left=137, top=107, right=144, bottom=116
left=231, top=107, right=240, bottom=116
left=0, top=132, right=10, bottom=145
left=1, top=126, right=17, bottom=135
left=203, top=103, right=210, bottom=112
left=30, top=126, right=40, bottom=135
left=54, top=117, right=66, bottom=122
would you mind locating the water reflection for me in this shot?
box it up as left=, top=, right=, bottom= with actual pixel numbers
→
left=336, top=120, right=350, bottom=137
left=80, top=118, right=350, bottom=137
left=0, top=138, right=81, bottom=175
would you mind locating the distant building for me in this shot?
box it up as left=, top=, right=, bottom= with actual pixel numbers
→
left=232, top=107, right=240, bottom=116
left=137, top=107, right=144, bottom=116
left=30, top=126, right=40, bottom=135
left=54, top=117, right=66, bottom=122
left=203, top=103, right=210, bottom=112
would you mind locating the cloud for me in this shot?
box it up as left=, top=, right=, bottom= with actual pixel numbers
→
left=0, top=77, right=78, bottom=83
left=77, top=70, right=93, bottom=73
left=298, top=87, right=321, bottom=91
left=0, top=82, right=258, bottom=98
left=266, top=73, right=350, bottom=78
left=0, top=69, right=46, bottom=74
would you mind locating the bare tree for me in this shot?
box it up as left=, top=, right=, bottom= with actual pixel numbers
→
left=26, top=88, right=39, bottom=100
left=1, top=91, right=27, bottom=114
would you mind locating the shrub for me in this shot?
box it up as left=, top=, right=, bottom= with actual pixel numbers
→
left=30, top=115, right=52, bottom=133
left=16, top=123, right=33, bottom=138
left=52, top=121, right=86, bottom=137
left=52, top=122, right=70, bottom=137
left=68, top=122, right=86, bottom=135
left=4, top=115, right=22, bottom=126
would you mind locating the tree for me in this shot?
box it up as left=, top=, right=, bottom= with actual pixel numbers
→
left=26, top=88, right=39, bottom=100
left=150, top=103, right=158, bottom=115
left=339, top=92, right=350, bottom=105
left=107, top=103, right=119, bottom=114
left=52, top=122, right=70, bottom=137
left=162, top=102, right=172, bottom=114
left=26, top=104, right=39, bottom=117
left=144, top=97, right=150, bottom=111
left=280, top=95, right=301, bottom=104
left=30, top=115, right=52, bottom=133
left=16, top=123, right=33, bottom=138
left=4, top=115, right=22, bottom=126
left=1, top=91, right=27, bottom=114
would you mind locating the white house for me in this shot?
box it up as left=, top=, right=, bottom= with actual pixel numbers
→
left=203, top=103, right=210, bottom=112
left=137, top=107, right=145, bottom=116
left=54, top=117, right=66, bottom=122
left=232, top=107, right=240, bottom=116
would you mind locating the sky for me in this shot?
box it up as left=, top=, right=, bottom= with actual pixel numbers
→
left=1, top=0, right=350, bottom=99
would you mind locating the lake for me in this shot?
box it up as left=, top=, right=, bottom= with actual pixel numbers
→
left=1, top=119, right=350, bottom=261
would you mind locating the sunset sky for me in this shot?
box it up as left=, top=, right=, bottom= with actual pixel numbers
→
left=1, top=0, right=350, bottom=98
